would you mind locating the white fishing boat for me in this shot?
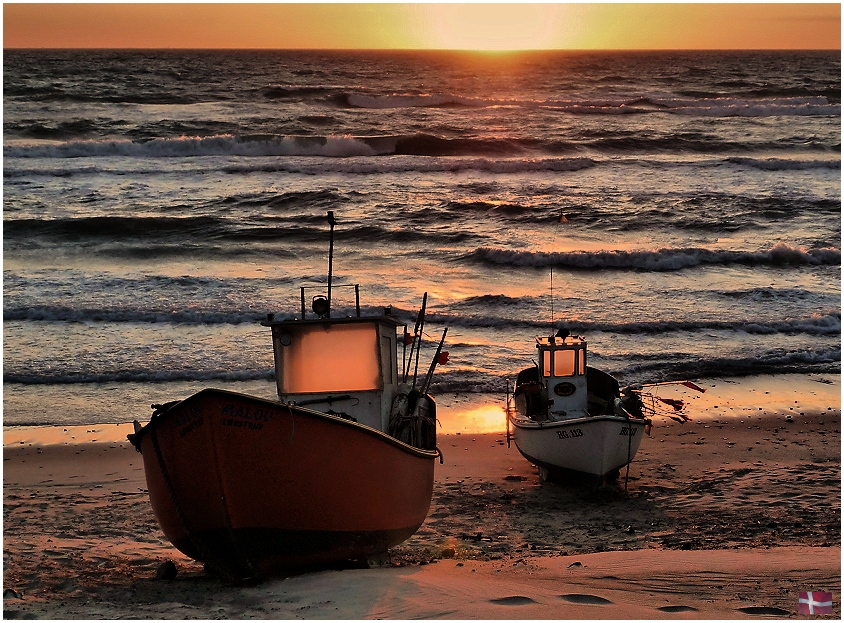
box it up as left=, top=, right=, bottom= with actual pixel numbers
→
left=506, top=328, right=653, bottom=484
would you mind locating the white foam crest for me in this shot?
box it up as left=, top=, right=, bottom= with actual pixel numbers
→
left=787, top=313, right=841, bottom=335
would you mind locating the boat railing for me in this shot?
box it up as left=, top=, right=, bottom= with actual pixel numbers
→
left=300, top=283, right=360, bottom=320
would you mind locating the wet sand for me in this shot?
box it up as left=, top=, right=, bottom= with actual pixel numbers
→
left=3, top=374, right=840, bottom=619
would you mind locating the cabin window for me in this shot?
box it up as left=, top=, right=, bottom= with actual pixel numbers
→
left=542, top=348, right=579, bottom=377
left=554, top=349, right=576, bottom=377
left=278, top=323, right=381, bottom=393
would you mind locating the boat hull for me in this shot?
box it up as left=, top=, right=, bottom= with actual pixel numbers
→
left=132, top=388, right=437, bottom=578
left=509, top=414, right=647, bottom=478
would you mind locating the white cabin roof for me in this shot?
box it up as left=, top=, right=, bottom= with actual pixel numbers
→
left=535, top=334, right=586, bottom=349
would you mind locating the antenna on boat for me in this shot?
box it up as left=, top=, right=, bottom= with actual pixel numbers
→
left=549, top=207, right=566, bottom=335
left=550, top=266, right=555, bottom=334
left=326, top=210, right=337, bottom=318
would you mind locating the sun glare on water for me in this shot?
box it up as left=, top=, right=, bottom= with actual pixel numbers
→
left=438, top=403, right=507, bottom=434
left=417, top=4, right=573, bottom=51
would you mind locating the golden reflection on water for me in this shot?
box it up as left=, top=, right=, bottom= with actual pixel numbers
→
left=437, top=402, right=507, bottom=435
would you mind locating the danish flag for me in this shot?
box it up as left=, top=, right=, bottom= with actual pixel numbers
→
left=798, top=591, right=833, bottom=615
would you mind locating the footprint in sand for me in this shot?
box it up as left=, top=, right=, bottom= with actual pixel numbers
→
left=489, top=596, right=536, bottom=605
left=559, top=594, right=613, bottom=605
left=737, top=606, right=791, bottom=616
left=658, top=605, right=698, bottom=613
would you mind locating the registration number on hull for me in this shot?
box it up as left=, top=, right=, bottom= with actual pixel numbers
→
left=556, top=428, right=583, bottom=439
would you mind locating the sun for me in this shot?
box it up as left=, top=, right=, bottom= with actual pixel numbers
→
left=415, top=4, right=572, bottom=51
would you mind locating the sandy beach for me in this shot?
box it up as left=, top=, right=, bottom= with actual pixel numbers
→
left=3, top=374, right=840, bottom=619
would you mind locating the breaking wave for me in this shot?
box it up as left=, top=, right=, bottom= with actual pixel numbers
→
left=470, top=243, right=840, bottom=271
left=343, top=92, right=839, bottom=117
left=8, top=303, right=838, bottom=339
left=5, top=132, right=840, bottom=163
left=3, top=368, right=275, bottom=385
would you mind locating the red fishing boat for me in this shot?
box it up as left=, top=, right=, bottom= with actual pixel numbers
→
left=129, top=212, right=445, bottom=580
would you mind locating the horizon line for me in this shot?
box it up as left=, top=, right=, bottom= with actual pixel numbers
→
left=5, top=47, right=840, bottom=52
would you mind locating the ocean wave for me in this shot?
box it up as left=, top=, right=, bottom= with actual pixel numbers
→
left=260, top=85, right=336, bottom=99
left=0, top=133, right=564, bottom=160
left=221, top=156, right=597, bottom=175
left=2, top=304, right=418, bottom=326
left=426, top=345, right=842, bottom=393
left=643, top=96, right=839, bottom=118
left=5, top=154, right=836, bottom=181
left=7, top=298, right=838, bottom=339
left=3, top=155, right=598, bottom=179
left=550, top=95, right=839, bottom=118
left=2, top=135, right=380, bottom=159
left=3, top=368, right=275, bottom=385
left=613, top=347, right=841, bottom=383
left=725, top=157, right=841, bottom=171
left=7, top=130, right=839, bottom=164
left=428, top=311, right=841, bottom=337
left=3, top=214, right=483, bottom=249
left=341, top=91, right=839, bottom=117
left=469, top=242, right=840, bottom=271
left=4, top=215, right=227, bottom=239
left=2, top=306, right=271, bottom=325
left=344, top=93, right=487, bottom=109
left=5, top=344, right=839, bottom=389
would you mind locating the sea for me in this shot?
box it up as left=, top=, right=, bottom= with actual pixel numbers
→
left=3, top=49, right=840, bottom=431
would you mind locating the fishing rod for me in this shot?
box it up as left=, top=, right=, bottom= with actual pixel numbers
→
left=420, top=327, right=448, bottom=397
left=403, top=292, right=427, bottom=383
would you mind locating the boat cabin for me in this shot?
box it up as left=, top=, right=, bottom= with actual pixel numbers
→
left=513, top=331, right=592, bottom=421
left=263, top=287, right=402, bottom=433
left=536, top=333, right=589, bottom=418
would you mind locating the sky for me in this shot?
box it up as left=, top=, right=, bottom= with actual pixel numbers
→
left=3, top=3, right=841, bottom=51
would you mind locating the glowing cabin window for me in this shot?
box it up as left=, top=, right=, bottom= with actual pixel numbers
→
left=279, top=323, right=381, bottom=393
left=543, top=348, right=580, bottom=377
left=554, top=349, right=576, bottom=377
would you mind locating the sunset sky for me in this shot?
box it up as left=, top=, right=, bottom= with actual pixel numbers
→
left=3, top=3, right=841, bottom=51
